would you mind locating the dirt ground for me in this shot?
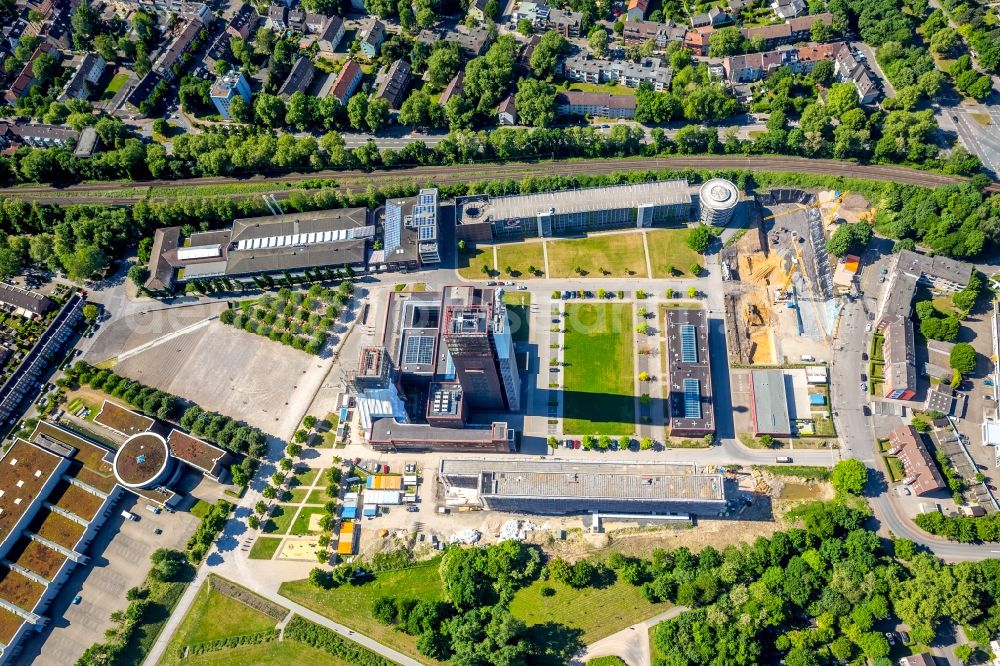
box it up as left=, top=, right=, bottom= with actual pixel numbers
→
left=114, top=321, right=331, bottom=440
left=84, top=302, right=228, bottom=365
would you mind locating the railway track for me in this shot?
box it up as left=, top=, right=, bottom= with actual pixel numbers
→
left=0, top=156, right=978, bottom=205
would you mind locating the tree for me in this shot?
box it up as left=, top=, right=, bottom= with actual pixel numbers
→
left=303, top=415, right=317, bottom=429
left=514, top=78, right=556, bottom=127
left=825, top=82, right=860, bottom=118
left=365, top=98, right=391, bottom=132
left=399, top=90, right=442, bottom=129
left=827, top=222, right=872, bottom=257
left=71, top=0, right=99, bottom=49
left=811, top=60, right=834, bottom=86
left=831, top=459, right=867, bottom=495
left=530, top=31, right=569, bottom=79
left=517, top=18, right=533, bottom=35
left=588, top=28, right=609, bottom=57
left=82, top=304, right=99, bottom=320
left=149, top=548, right=186, bottom=582
left=894, top=538, right=917, bottom=560
left=427, top=46, right=462, bottom=88
left=954, top=644, right=973, bottom=663
left=254, top=93, right=287, bottom=128
left=949, top=342, right=976, bottom=374
left=686, top=225, right=713, bottom=253
left=708, top=26, right=745, bottom=57
left=286, top=91, right=316, bottom=130
left=758, top=434, right=774, bottom=447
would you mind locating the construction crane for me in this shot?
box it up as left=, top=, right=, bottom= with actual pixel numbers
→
left=764, top=191, right=848, bottom=222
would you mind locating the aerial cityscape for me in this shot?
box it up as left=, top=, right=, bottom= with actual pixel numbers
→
left=0, top=0, right=999, bottom=663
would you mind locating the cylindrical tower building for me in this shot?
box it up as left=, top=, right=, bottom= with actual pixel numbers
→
left=698, top=178, right=740, bottom=226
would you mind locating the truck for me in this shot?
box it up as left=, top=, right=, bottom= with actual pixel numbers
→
left=775, top=456, right=793, bottom=464
left=799, top=355, right=815, bottom=362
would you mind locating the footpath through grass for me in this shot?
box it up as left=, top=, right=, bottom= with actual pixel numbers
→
left=278, top=559, right=446, bottom=665
left=510, top=578, right=666, bottom=644
left=563, top=303, right=635, bottom=435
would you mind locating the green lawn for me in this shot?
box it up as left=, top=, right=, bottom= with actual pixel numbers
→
left=290, top=466, right=319, bottom=488
left=279, top=559, right=445, bottom=665
left=565, top=81, right=637, bottom=96
left=885, top=455, right=905, bottom=483
left=563, top=303, right=635, bottom=435
left=646, top=229, right=703, bottom=278
left=100, top=72, right=128, bottom=101
left=159, top=577, right=278, bottom=666
left=504, top=291, right=532, bottom=343
left=931, top=295, right=959, bottom=318
left=190, top=500, right=212, bottom=520
left=290, top=506, right=326, bottom=535
left=510, top=578, right=666, bottom=644
left=306, top=488, right=330, bottom=504
left=320, top=412, right=339, bottom=448
left=548, top=233, right=647, bottom=278
left=496, top=242, right=546, bottom=278
left=177, top=639, right=352, bottom=666
left=248, top=537, right=282, bottom=560
left=262, top=505, right=296, bottom=535
left=457, top=245, right=494, bottom=279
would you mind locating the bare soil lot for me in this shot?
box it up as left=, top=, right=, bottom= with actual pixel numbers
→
left=85, top=302, right=228, bottom=364
left=115, top=321, right=331, bottom=439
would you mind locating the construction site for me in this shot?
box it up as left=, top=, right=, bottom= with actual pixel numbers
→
left=722, top=190, right=874, bottom=366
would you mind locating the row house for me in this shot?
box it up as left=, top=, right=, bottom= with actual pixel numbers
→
left=740, top=12, right=832, bottom=48
left=153, top=17, right=207, bottom=82
left=511, top=2, right=582, bottom=37
left=622, top=20, right=686, bottom=48
left=834, top=44, right=881, bottom=104
left=58, top=52, right=106, bottom=102
left=555, top=90, right=636, bottom=119
left=722, top=41, right=840, bottom=83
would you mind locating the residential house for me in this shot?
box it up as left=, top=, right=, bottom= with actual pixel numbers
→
left=122, top=71, right=161, bottom=115
left=888, top=426, right=945, bottom=496
left=278, top=56, right=316, bottom=98
left=0, top=122, right=77, bottom=149
left=416, top=23, right=493, bottom=59
left=833, top=43, right=881, bottom=104
left=305, top=12, right=326, bottom=33
left=439, top=70, right=465, bottom=106
left=328, top=59, right=362, bottom=105
left=4, top=42, right=58, bottom=104
left=226, top=3, right=258, bottom=39
left=375, top=59, right=411, bottom=110
left=154, top=18, right=205, bottom=81
left=626, top=0, right=649, bottom=21
left=883, top=315, right=916, bottom=401
left=58, top=52, right=106, bottom=102
left=288, top=7, right=305, bottom=31
left=210, top=70, right=251, bottom=119
left=360, top=19, right=385, bottom=58
left=498, top=94, right=517, bottom=125
left=555, top=90, right=636, bottom=118
left=562, top=53, right=673, bottom=90
left=467, top=0, right=492, bottom=21
left=268, top=3, right=287, bottom=29
left=684, top=26, right=713, bottom=55
left=512, top=2, right=581, bottom=37
left=740, top=12, right=832, bottom=48
left=622, top=20, right=686, bottom=48
left=723, top=49, right=793, bottom=83
left=690, top=6, right=730, bottom=28
left=771, top=0, right=806, bottom=19
left=316, top=15, right=345, bottom=55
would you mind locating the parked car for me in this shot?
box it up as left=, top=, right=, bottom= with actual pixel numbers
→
left=383, top=465, right=390, bottom=474
left=885, top=632, right=897, bottom=646
left=573, top=440, right=581, bottom=449
left=899, top=631, right=910, bottom=644
left=73, top=595, right=82, bottom=605
left=406, top=505, right=418, bottom=512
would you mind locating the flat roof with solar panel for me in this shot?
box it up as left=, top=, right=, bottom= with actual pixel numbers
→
left=665, top=308, right=714, bottom=436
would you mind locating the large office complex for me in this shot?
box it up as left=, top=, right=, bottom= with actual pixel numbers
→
left=664, top=308, right=715, bottom=437
left=438, top=459, right=727, bottom=515
left=455, top=180, right=693, bottom=240
left=370, top=188, right=442, bottom=271
left=350, top=285, right=520, bottom=452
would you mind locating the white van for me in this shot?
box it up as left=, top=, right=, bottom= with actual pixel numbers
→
left=121, top=510, right=139, bottom=521
left=799, top=355, right=815, bottom=362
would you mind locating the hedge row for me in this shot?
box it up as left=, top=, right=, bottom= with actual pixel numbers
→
left=283, top=615, right=392, bottom=666
left=209, top=576, right=288, bottom=621
left=184, top=629, right=279, bottom=657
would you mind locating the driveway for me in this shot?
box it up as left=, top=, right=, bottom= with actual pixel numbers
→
left=573, top=607, right=687, bottom=666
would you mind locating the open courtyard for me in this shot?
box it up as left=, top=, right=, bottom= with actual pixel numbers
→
left=562, top=302, right=635, bottom=436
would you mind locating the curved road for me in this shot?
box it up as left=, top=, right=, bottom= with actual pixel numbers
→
left=0, top=156, right=981, bottom=205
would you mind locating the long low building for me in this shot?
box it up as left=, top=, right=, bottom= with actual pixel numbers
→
left=370, top=419, right=513, bottom=453
left=456, top=180, right=693, bottom=240
left=665, top=308, right=715, bottom=437
left=439, top=459, right=727, bottom=515
left=889, top=425, right=945, bottom=496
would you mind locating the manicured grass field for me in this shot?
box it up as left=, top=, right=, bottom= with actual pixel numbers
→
left=174, top=580, right=277, bottom=647
left=547, top=234, right=647, bottom=278
left=190, top=500, right=212, bottom=520
left=262, top=505, right=296, bottom=534
left=885, top=455, right=905, bottom=483
left=290, top=466, right=319, bottom=488
left=279, top=559, right=445, bottom=664
left=178, top=639, right=352, bottom=666
left=646, top=229, right=703, bottom=278
left=306, top=488, right=329, bottom=504
left=509, top=578, right=665, bottom=644
left=457, top=245, right=494, bottom=279
left=286, top=488, right=310, bottom=504
left=290, top=506, right=326, bottom=535
left=496, top=242, right=546, bottom=278
left=248, top=537, right=282, bottom=560
left=100, top=72, right=128, bottom=100
left=503, top=291, right=532, bottom=343
left=563, top=303, right=635, bottom=435
left=931, top=295, right=959, bottom=318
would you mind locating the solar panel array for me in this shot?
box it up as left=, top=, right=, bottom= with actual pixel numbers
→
left=404, top=335, right=435, bottom=365
left=682, top=378, right=701, bottom=419
left=680, top=324, right=698, bottom=363
left=384, top=203, right=403, bottom=252
left=412, top=188, right=438, bottom=242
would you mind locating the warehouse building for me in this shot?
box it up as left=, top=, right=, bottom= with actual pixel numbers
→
left=750, top=369, right=792, bottom=437
left=455, top=180, right=693, bottom=240
left=664, top=308, right=715, bottom=437
left=438, top=459, right=727, bottom=515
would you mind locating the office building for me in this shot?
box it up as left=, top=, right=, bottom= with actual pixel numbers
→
left=698, top=178, right=740, bottom=225
left=210, top=70, right=251, bottom=119
left=456, top=180, right=692, bottom=240
left=439, top=459, right=727, bottom=515
left=372, top=188, right=441, bottom=271
left=665, top=308, right=715, bottom=437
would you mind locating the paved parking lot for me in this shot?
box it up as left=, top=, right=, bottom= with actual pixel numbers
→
left=16, top=493, right=199, bottom=666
